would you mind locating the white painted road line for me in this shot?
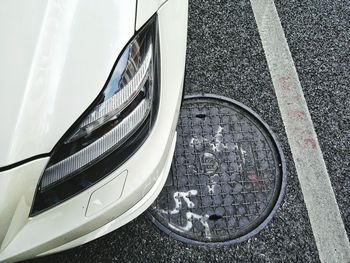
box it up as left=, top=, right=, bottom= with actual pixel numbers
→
left=250, top=0, right=350, bottom=262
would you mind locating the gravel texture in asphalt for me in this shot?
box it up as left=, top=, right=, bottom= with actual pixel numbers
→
left=275, top=0, right=350, bottom=237
left=27, top=0, right=350, bottom=262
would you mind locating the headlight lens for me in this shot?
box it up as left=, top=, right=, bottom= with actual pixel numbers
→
left=31, top=16, right=159, bottom=215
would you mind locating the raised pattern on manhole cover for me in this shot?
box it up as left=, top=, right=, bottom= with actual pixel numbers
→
left=148, top=94, right=286, bottom=245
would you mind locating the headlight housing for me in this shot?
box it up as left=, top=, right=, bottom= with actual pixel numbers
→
left=31, top=16, right=160, bottom=216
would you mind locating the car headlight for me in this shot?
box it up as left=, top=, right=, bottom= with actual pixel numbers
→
left=31, top=16, right=159, bottom=215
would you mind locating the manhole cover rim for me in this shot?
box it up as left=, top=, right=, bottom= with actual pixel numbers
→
left=147, top=93, right=287, bottom=246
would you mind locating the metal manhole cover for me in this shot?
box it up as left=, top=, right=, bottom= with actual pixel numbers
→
left=148, top=94, right=286, bottom=245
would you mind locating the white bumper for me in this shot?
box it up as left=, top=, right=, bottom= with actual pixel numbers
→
left=0, top=0, right=188, bottom=261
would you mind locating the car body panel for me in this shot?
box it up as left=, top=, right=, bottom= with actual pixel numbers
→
left=0, top=0, right=136, bottom=167
left=0, top=0, right=188, bottom=261
left=0, top=158, right=49, bottom=251
left=135, top=0, right=167, bottom=30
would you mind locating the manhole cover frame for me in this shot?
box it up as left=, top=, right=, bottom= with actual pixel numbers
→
left=147, top=93, right=287, bottom=246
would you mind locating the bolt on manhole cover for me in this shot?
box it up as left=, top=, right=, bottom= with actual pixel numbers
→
left=148, top=94, right=286, bottom=245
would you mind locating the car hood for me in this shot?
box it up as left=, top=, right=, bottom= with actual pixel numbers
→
left=0, top=0, right=136, bottom=168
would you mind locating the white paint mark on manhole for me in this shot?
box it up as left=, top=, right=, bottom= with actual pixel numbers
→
left=159, top=190, right=198, bottom=215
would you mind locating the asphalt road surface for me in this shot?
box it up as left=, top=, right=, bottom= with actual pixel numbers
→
left=27, top=0, right=350, bottom=262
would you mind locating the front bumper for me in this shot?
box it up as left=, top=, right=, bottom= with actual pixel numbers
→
left=0, top=0, right=187, bottom=261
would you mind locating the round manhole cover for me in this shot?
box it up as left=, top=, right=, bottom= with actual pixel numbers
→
left=148, top=94, right=286, bottom=245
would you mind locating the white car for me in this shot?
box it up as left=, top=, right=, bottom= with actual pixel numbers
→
left=0, top=0, right=187, bottom=261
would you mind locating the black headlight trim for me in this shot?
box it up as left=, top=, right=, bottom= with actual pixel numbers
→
left=30, top=15, right=160, bottom=216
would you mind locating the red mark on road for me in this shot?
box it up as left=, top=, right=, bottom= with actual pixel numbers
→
left=278, top=75, right=294, bottom=91
left=304, top=137, right=317, bottom=150
left=288, top=110, right=306, bottom=120
left=292, top=95, right=302, bottom=102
